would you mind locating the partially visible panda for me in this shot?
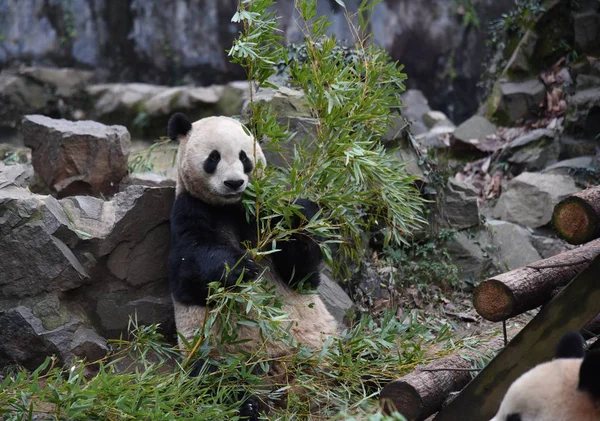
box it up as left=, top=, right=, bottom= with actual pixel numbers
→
left=166, top=113, right=338, bottom=417
left=490, top=331, right=600, bottom=421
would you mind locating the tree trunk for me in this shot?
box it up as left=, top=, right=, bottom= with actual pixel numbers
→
left=380, top=338, right=504, bottom=421
left=553, top=186, right=600, bottom=245
left=473, top=239, right=600, bottom=322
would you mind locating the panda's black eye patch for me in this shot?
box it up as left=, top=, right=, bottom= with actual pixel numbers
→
left=204, top=150, right=220, bottom=174
left=240, top=150, right=253, bottom=173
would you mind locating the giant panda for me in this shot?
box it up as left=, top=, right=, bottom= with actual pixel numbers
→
left=490, top=331, right=600, bottom=421
left=166, top=113, right=338, bottom=418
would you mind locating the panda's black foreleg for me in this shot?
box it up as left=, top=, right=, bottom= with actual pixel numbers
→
left=272, top=198, right=325, bottom=291
left=189, top=358, right=263, bottom=421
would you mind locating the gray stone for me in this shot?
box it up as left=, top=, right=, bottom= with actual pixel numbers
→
left=438, top=178, right=480, bottom=230
left=493, top=172, right=580, bottom=228
left=560, top=135, right=600, bottom=158
left=503, top=30, right=538, bottom=75
left=486, top=220, right=541, bottom=271
left=452, top=115, right=497, bottom=151
left=444, top=230, right=495, bottom=281
left=401, top=89, right=431, bottom=135
left=565, top=88, right=600, bottom=137
left=0, top=162, right=33, bottom=189
left=576, top=74, right=600, bottom=90
left=506, top=129, right=560, bottom=171
left=542, top=156, right=596, bottom=175
left=19, top=67, right=94, bottom=98
left=423, top=111, right=454, bottom=130
left=572, top=10, right=599, bottom=52
left=0, top=305, right=107, bottom=370
left=22, top=115, right=131, bottom=197
left=318, top=273, right=355, bottom=326
left=498, top=79, right=546, bottom=123
left=0, top=73, right=54, bottom=128
left=95, top=294, right=173, bottom=338
left=531, top=233, right=575, bottom=259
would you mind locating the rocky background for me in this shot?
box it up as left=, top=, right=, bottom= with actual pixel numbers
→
left=1, top=0, right=599, bottom=370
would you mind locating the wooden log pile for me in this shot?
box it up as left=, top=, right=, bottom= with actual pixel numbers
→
left=553, top=186, right=600, bottom=245
left=380, top=337, right=505, bottom=421
left=379, top=186, right=600, bottom=420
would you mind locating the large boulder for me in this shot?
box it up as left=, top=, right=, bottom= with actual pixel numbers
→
left=565, top=88, right=600, bottom=137
left=486, top=79, right=546, bottom=125
left=451, top=115, right=497, bottom=153
left=0, top=170, right=175, bottom=368
left=493, top=172, right=580, bottom=228
left=86, top=82, right=246, bottom=136
left=486, top=220, right=541, bottom=271
left=22, top=115, right=131, bottom=197
left=437, top=177, right=480, bottom=230
left=504, top=129, right=560, bottom=171
left=0, top=0, right=515, bottom=123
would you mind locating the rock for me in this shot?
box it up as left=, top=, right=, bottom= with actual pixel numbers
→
left=0, top=187, right=90, bottom=298
left=542, top=156, right=596, bottom=175
left=493, top=172, right=580, bottom=228
left=565, top=88, right=600, bottom=137
left=530, top=232, right=575, bottom=259
left=438, top=177, right=480, bottom=230
left=317, top=273, right=355, bottom=327
left=0, top=1, right=515, bottom=124
left=503, top=30, right=538, bottom=76
left=391, top=137, right=426, bottom=180
left=505, top=129, right=560, bottom=171
left=401, top=90, right=431, bottom=135
left=423, top=111, right=454, bottom=130
left=497, top=79, right=545, bottom=124
left=443, top=229, right=495, bottom=282
left=0, top=73, right=54, bottom=129
left=572, top=10, right=599, bottom=52
left=86, top=81, right=245, bottom=136
left=485, top=79, right=546, bottom=125
left=560, top=135, right=599, bottom=158
left=0, top=162, right=34, bottom=189
left=19, top=67, right=94, bottom=98
left=451, top=115, right=497, bottom=153
left=243, top=87, right=317, bottom=168
left=0, top=306, right=108, bottom=370
left=22, top=115, right=130, bottom=197
left=87, top=83, right=164, bottom=121
left=486, top=220, right=541, bottom=271
left=576, top=74, right=600, bottom=90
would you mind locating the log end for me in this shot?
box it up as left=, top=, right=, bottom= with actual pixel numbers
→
left=552, top=198, right=597, bottom=245
left=473, top=280, right=515, bottom=322
left=380, top=380, right=422, bottom=421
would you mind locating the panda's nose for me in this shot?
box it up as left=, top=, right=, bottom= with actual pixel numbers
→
left=224, top=179, right=244, bottom=190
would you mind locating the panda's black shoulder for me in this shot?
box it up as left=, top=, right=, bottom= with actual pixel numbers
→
left=171, top=192, right=215, bottom=231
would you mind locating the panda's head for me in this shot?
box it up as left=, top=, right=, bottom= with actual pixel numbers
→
left=490, top=331, right=600, bottom=421
left=168, top=113, right=266, bottom=206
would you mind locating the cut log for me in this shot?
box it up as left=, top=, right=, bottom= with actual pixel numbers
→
left=434, top=256, right=600, bottom=421
left=380, top=337, right=505, bottom=421
left=473, top=238, right=600, bottom=321
left=552, top=186, right=600, bottom=245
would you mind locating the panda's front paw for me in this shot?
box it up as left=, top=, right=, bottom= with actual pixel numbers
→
left=239, top=395, right=260, bottom=421
left=293, top=198, right=320, bottom=225
left=226, top=256, right=260, bottom=287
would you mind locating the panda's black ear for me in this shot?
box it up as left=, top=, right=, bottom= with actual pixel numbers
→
left=168, top=113, right=192, bottom=141
left=579, top=351, right=600, bottom=399
left=555, top=331, right=585, bottom=359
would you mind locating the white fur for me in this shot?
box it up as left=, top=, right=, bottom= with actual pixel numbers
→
left=172, top=115, right=338, bottom=356
left=174, top=270, right=338, bottom=356
left=490, top=359, right=600, bottom=421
